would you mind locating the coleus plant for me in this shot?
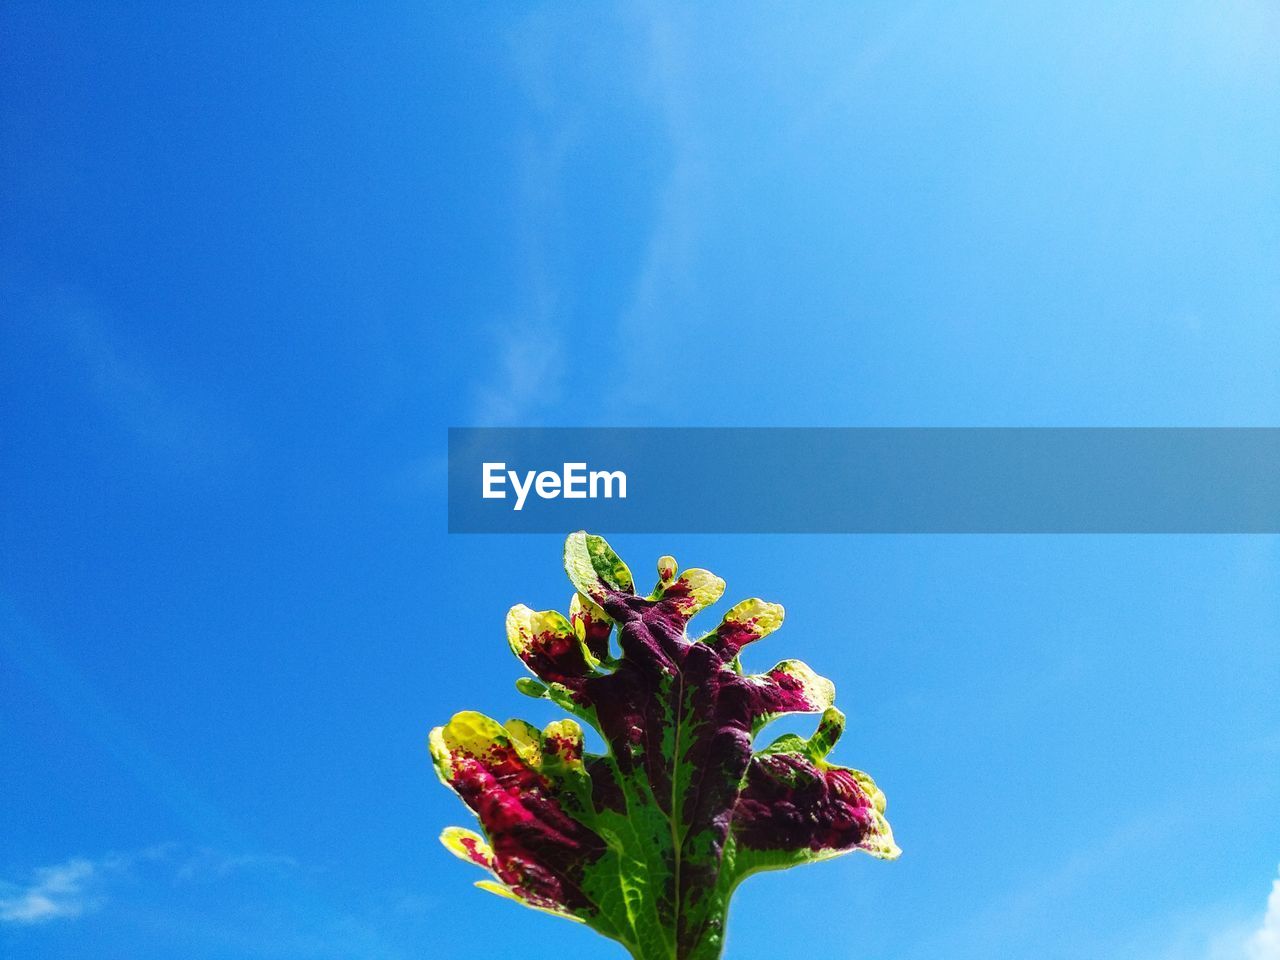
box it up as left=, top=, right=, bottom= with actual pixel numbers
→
left=430, top=532, right=899, bottom=960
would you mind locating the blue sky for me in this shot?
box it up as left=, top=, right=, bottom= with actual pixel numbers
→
left=2, top=2, right=1278, bottom=959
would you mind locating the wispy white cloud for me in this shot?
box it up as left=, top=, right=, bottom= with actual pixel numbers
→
left=609, top=4, right=703, bottom=413
left=0, top=845, right=297, bottom=927
left=458, top=2, right=929, bottom=424
left=1247, top=869, right=1280, bottom=960
left=470, top=308, right=564, bottom=427
left=0, top=845, right=424, bottom=958
left=463, top=13, right=579, bottom=428
left=608, top=4, right=925, bottom=414
left=0, top=858, right=99, bottom=925
left=444, top=4, right=692, bottom=429
left=1153, top=866, right=1280, bottom=960
left=171, top=849, right=299, bottom=882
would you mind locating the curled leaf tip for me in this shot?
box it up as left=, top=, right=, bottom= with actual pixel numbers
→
left=657, top=555, right=677, bottom=585
left=564, top=531, right=634, bottom=604
left=441, top=826, right=495, bottom=870
left=569, top=592, right=612, bottom=661
left=507, top=604, right=598, bottom=693
left=707, top=597, right=785, bottom=655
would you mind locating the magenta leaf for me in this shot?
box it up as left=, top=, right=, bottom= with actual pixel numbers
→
left=431, top=532, right=899, bottom=959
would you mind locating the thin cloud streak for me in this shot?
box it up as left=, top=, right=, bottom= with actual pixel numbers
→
left=609, top=3, right=925, bottom=413
left=1, top=272, right=231, bottom=470
left=466, top=15, right=577, bottom=427
left=610, top=3, right=703, bottom=411
left=0, top=596, right=243, bottom=845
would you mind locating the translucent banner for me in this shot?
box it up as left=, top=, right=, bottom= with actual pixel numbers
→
left=447, top=428, right=1280, bottom=533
